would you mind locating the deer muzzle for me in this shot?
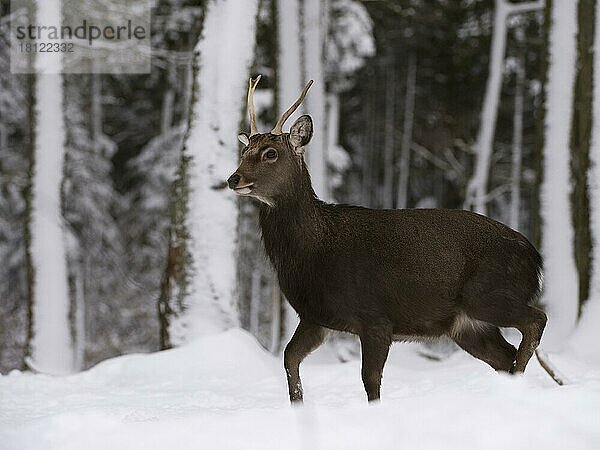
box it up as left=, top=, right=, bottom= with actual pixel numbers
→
left=227, top=173, right=254, bottom=194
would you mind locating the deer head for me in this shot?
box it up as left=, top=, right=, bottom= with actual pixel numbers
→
left=227, top=76, right=314, bottom=207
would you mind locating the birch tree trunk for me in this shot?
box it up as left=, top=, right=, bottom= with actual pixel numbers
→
left=540, top=0, right=579, bottom=346
left=160, top=0, right=259, bottom=346
left=26, top=0, right=74, bottom=374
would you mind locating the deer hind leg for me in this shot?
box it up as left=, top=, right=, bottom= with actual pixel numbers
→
left=459, top=291, right=547, bottom=374
left=512, top=308, right=546, bottom=373
left=450, top=316, right=516, bottom=372
left=359, top=324, right=392, bottom=402
left=284, top=320, right=328, bottom=403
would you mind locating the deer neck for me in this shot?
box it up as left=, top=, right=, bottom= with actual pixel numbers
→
left=258, top=165, right=325, bottom=270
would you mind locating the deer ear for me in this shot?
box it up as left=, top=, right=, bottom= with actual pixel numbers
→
left=238, top=133, right=250, bottom=146
left=289, top=115, right=313, bottom=150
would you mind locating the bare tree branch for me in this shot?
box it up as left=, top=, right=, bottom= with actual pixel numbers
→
left=535, top=349, right=568, bottom=386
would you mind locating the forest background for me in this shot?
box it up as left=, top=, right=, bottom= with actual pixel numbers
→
left=1, top=0, right=598, bottom=374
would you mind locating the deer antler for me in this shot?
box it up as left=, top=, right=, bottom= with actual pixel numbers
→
left=248, top=75, right=262, bottom=136
left=271, top=80, right=314, bottom=135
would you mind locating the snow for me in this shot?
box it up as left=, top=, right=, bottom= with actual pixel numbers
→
left=539, top=0, right=579, bottom=347
left=1, top=329, right=599, bottom=450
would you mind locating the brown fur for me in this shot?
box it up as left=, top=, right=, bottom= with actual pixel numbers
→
left=228, top=115, right=547, bottom=403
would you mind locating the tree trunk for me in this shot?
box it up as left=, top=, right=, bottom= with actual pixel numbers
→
left=540, top=0, right=579, bottom=346
left=25, top=0, right=73, bottom=374
left=570, top=0, right=594, bottom=314
left=362, top=70, right=377, bottom=207
left=159, top=0, right=259, bottom=346
left=90, top=70, right=102, bottom=143
left=71, top=257, right=86, bottom=371
left=249, top=251, right=263, bottom=338
left=302, top=0, right=329, bottom=201
left=571, top=0, right=600, bottom=358
left=533, top=1, right=552, bottom=251
left=268, top=279, right=282, bottom=354
left=396, top=52, right=416, bottom=209
left=509, top=50, right=524, bottom=231
left=382, top=50, right=396, bottom=209
left=161, top=64, right=176, bottom=134
left=277, top=0, right=304, bottom=342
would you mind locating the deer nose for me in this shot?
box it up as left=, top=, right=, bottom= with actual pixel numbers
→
left=227, top=173, right=241, bottom=189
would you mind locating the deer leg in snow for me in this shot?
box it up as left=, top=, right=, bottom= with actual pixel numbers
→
left=452, top=324, right=516, bottom=372
left=359, top=326, right=392, bottom=402
left=513, top=309, right=547, bottom=373
left=460, top=290, right=547, bottom=374
left=284, top=320, right=328, bottom=403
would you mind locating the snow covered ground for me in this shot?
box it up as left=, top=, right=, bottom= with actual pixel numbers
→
left=1, top=329, right=599, bottom=450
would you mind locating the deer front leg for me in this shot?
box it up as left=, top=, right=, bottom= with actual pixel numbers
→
left=359, top=325, right=392, bottom=402
left=284, top=320, right=328, bottom=403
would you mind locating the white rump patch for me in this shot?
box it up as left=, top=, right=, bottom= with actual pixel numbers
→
left=449, top=313, right=489, bottom=339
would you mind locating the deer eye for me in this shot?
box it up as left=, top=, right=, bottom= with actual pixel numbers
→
left=262, top=148, right=278, bottom=162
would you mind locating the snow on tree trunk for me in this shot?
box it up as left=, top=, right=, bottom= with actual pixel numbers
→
left=277, top=0, right=303, bottom=342
left=540, top=0, right=579, bottom=347
left=27, top=0, right=73, bottom=374
left=167, top=0, right=259, bottom=345
left=396, top=53, right=416, bottom=210
left=571, top=0, right=600, bottom=360
left=278, top=0, right=303, bottom=124
left=302, top=0, right=329, bottom=201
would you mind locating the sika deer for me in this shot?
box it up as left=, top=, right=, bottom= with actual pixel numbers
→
left=228, top=76, right=546, bottom=403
